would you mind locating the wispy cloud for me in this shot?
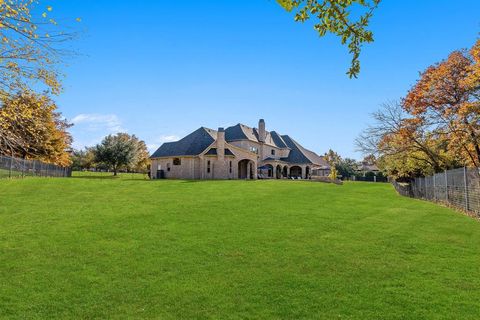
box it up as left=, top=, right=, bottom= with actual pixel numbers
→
left=70, top=113, right=126, bottom=149
left=71, top=113, right=124, bottom=133
left=70, top=113, right=181, bottom=153
left=146, top=135, right=180, bottom=153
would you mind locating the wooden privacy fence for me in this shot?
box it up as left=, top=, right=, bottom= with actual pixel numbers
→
left=0, top=155, right=71, bottom=178
left=393, top=167, right=480, bottom=218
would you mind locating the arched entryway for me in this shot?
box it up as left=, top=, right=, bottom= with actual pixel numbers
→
left=238, top=159, right=255, bottom=179
left=265, top=164, right=274, bottom=178
left=290, top=166, right=302, bottom=178
left=283, top=166, right=288, bottom=178
left=275, top=165, right=282, bottom=179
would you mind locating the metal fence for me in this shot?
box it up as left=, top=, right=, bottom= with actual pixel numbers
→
left=393, top=167, right=480, bottom=217
left=0, top=155, right=71, bottom=178
left=349, top=175, right=388, bottom=183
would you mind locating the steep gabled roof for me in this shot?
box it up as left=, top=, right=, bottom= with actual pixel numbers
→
left=280, top=135, right=329, bottom=167
left=225, top=124, right=282, bottom=147
left=270, top=131, right=288, bottom=148
left=225, top=124, right=248, bottom=141
left=204, top=148, right=235, bottom=156
left=150, top=127, right=215, bottom=158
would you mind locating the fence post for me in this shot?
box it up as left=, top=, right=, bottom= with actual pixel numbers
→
left=22, top=158, right=25, bottom=178
left=464, top=167, right=469, bottom=211
left=8, top=156, right=13, bottom=178
left=445, top=170, right=448, bottom=202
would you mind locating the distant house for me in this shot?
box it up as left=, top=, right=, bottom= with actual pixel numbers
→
left=150, top=119, right=330, bottom=180
left=356, top=161, right=380, bottom=176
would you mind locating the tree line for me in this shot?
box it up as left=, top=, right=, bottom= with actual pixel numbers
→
left=71, top=133, right=149, bottom=176
left=323, top=149, right=383, bottom=181
left=357, top=39, right=480, bottom=181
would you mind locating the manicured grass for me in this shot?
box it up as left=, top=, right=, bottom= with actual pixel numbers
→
left=72, top=170, right=148, bottom=180
left=1, top=176, right=480, bottom=319
left=0, top=168, right=10, bottom=178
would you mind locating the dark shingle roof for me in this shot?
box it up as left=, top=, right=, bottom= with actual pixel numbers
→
left=225, top=124, right=283, bottom=147
left=203, top=148, right=235, bottom=156
left=270, top=131, right=288, bottom=148
left=225, top=124, right=248, bottom=141
left=204, top=148, right=218, bottom=155
left=280, top=135, right=329, bottom=167
left=150, top=127, right=215, bottom=158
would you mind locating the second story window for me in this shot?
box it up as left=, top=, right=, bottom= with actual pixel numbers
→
left=173, top=158, right=181, bottom=165
left=271, top=149, right=276, bottom=156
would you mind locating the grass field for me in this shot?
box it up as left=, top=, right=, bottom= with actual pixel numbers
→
left=1, top=173, right=480, bottom=319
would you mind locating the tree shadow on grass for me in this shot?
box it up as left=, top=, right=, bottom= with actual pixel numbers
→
left=71, top=176, right=119, bottom=180
left=71, top=175, right=149, bottom=181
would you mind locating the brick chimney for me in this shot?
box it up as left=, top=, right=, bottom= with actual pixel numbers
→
left=258, top=119, right=266, bottom=143
left=217, top=127, right=225, bottom=160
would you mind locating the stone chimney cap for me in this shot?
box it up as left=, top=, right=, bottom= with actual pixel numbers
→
left=218, top=127, right=225, bottom=132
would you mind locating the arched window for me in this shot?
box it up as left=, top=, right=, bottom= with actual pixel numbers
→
left=229, top=161, right=232, bottom=173
left=207, top=160, right=211, bottom=173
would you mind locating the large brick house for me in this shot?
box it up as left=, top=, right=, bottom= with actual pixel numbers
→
left=150, top=119, right=330, bottom=180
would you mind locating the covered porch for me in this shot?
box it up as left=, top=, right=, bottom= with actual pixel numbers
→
left=258, top=161, right=314, bottom=180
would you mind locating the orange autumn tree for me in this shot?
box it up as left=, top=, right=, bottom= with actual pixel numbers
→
left=358, top=39, right=480, bottom=179
left=0, top=0, right=78, bottom=98
left=0, top=91, right=72, bottom=166
left=403, top=39, right=480, bottom=167
left=0, top=1, right=78, bottom=164
left=356, top=101, right=454, bottom=180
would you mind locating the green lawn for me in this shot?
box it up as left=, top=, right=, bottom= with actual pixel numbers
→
left=1, top=174, right=479, bottom=319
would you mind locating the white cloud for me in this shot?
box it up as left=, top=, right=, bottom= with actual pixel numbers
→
left=146, top=135, right=180, bottom=153
left=70, top=113, right=181, bottom=153
left=71, top=113, right=124, bottom=133
left=70, top=113, right=127, bottom=150
left=159, top=135, right=180, bottom=143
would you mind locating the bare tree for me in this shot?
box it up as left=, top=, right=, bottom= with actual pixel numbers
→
left=356, top=101, right=449, bottom=177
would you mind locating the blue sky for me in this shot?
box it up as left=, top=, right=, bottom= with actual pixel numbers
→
left=50, top=0, right=480, bottom=159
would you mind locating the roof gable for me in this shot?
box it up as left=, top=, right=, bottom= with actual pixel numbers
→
left=225, top=124, right=285, bottom=148
left=270, top=131, right=288, bottom=148
left=150, top=127, right=215, bottom=158
left=281, top=135, right=329, bottom=167
left=225, top=124, right=248, bottom=141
